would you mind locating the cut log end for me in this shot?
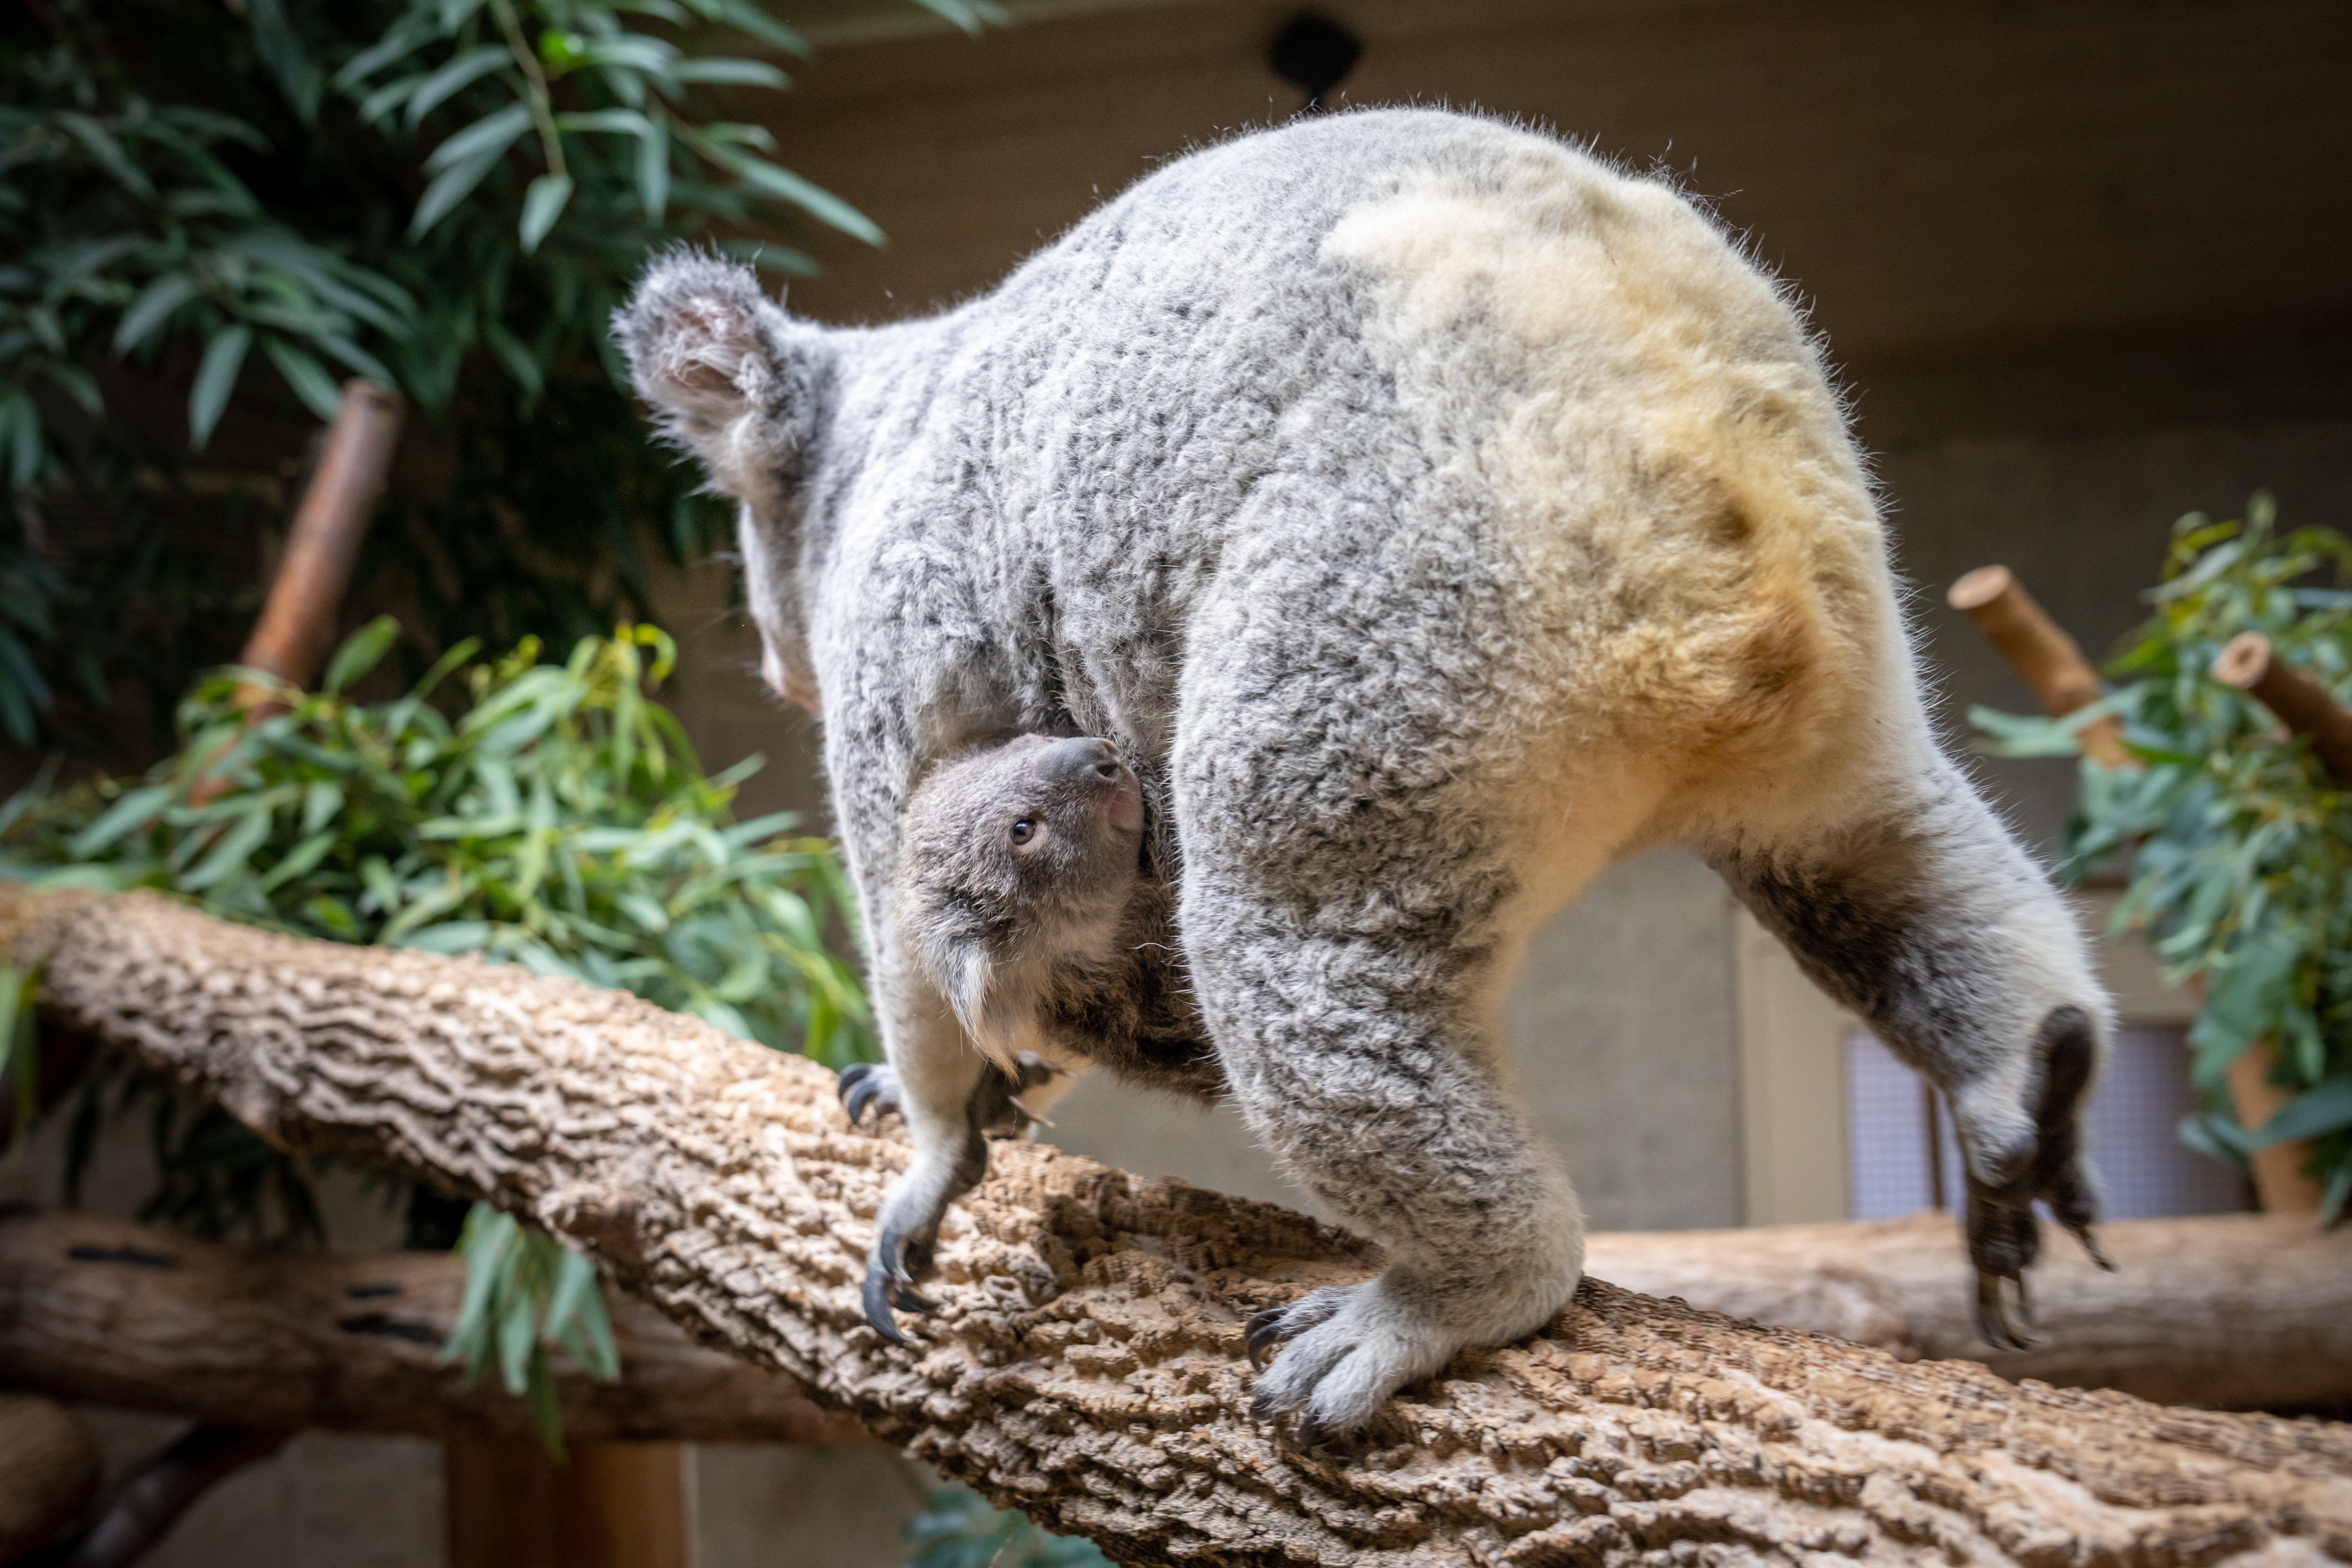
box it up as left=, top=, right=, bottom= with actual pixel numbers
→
left=1947, top=563, right=2015, bottom=611
left=2213, top=631, right=2274, bottom=690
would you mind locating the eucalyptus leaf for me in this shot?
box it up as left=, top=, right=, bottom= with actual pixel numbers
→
left=324, top=616, right=401, bottom=693
left=517, top=173, right=574, bottom=254
left=405, top=45, right=514, bottom=127
left=187, top=324, right=253, bottom=449
left=261, top=335, right=344, bottom=421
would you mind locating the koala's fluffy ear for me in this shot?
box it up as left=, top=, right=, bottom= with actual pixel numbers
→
left=614, top=250, right=823, bottom=498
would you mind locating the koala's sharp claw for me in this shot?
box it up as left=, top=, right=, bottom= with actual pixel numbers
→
left=891, top=1282, right=939, bottom=1314
left=862, top=1264, right=910, bottom=1344
left=1973, top=1272, right=2034, bottom=1352
left=1245, top=1305, right=1289, bottom=1369
left=838, top=1061, right=902, bottom=1128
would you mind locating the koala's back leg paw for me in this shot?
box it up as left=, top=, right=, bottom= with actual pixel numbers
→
left=1712, top=768, right=2114, bottom=1350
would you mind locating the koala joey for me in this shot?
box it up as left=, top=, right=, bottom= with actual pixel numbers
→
left=620, top=106, right=2114, bottom=1439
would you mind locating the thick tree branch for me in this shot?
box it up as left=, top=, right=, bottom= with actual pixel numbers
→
left=1586, top=1212, right=2352, bottom=1412
left=0, top=1211, right=862, bottom=1446
left=12, top=890, right=2352, bottom=1567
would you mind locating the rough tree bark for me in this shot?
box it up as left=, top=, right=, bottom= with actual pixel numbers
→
left=11, top=1210, right=2342, bottom=1443
left=12, top=890, right=2352, bottom=1568
left=0, top=1211, right=862, bottom=1445
left=1586, top=1212, right=2352, bottom=1412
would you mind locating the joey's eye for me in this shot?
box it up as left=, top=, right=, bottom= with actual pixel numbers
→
left=1008, top=819, right=1036, bottom=847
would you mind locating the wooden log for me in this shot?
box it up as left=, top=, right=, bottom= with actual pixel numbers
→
left=12, top=889, right=2352, bottom=1567
left=1947, top=564, right=2132, bottom=766
left=2213, top=630, right=2352, bottom=784
left=239, top=380, right=402, bottom=693
left=1587, top=1210, right=2352, bottom=1412
left=0, top=1393, right=98, bottom=1563
left=443, top=1431, right=690, bottom=1568
left=0, top=1210, right=863, bottom=1447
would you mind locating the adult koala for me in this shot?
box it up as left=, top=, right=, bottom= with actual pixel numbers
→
left=620, top=107, right=2112, bottom=1437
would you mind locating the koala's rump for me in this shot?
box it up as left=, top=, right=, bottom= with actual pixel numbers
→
left=973, top=114, right=1890, bottom=803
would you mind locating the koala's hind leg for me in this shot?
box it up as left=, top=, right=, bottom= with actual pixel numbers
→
left=1172, top=668, right=1615, bottom=1438
left=840, top=1002, right=1069, bottom=1341
left=1706, top=751, right=2114, bottom=1348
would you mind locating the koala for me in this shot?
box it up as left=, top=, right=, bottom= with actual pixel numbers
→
left=883, top=732, right=1215, bottom=1096
left=619, top=106, right=2113, bottom=1438
left=842, top=732, right=1218, bottom=1328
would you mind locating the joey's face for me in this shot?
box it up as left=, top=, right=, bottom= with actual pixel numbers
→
left=897, top=735, right=1146, bottom=992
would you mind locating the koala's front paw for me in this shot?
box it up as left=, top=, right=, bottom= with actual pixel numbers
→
left=1953, top=1005, right=2115, bottom=1350
left=837, top=1061, right=901, bottom=1127
left=1244, top=1278, right=1478, bottom=1443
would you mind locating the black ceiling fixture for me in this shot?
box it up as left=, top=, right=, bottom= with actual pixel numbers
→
left=1268, top=12, right=1362, bottom=114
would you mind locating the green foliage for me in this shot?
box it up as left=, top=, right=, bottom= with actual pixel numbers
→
left=4, top=620, right=874, bottom=1440
left=1973, top=494, right=2352, bottom=1222
left=2, top=0, right=968, bottom=759
left=447, top=1205, right=620, bottom=1457
left=10, top=618, right=870, bottom=1063
left=903, top=1490, right=1115, bottom=1568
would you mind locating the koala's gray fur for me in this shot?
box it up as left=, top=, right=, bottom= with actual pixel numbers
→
left=619, top=106, right=2114, bottom=1437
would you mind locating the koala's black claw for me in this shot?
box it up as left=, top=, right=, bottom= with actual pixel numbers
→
left=1973, top=1272, right=2034, bottom=1352
left=862, top=1265, right=910, bottom=1344
left=1293, top=1414, right=1331, bottom=1450
left=1245, top=1305, right=1290, bottom=1370
left=890, top=1282, right=940, bottom=1314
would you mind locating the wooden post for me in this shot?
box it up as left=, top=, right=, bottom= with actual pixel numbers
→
left=1946, top=564, right=2132, bottom=766
left=240, top=380, right=404, bottom=692
left=0, top=1393, right=98, bottom=1562
left=190, top=379, right=404, bottom=803
left=2211, top=631, right=2352, bottom=782
left=2202, top=630, right=2352, bottom=1214
left=444, top=1431, right=689, bottom=1568
left=195, top=380, right=702, bottom=1561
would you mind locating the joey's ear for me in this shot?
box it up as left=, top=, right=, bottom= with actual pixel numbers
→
left=614, top=250, right=825, bottom=495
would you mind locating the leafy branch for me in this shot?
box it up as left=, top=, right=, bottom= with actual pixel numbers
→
left=1973, top=494, right=2352, bottom=1222
left=4, top=620, right=874, bottom=1432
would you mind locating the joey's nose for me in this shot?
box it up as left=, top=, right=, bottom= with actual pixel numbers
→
left=1034, top=736, right=1124, bottom=787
